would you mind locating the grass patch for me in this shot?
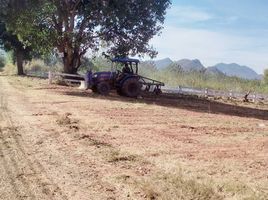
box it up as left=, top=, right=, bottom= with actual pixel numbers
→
left=56, top=113, right=78, bottom=125
left=107, top=150, right=138, bottom=163
left=78, top=134, right=112, bottom=147
left=220, top=181, right=268, bottom=200
left=138, top=172, right=223, bottom=200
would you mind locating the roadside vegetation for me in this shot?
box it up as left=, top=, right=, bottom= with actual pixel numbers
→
left=2, top=54, right=268, bottom=94
left=138, top=64, right=268, bottom=94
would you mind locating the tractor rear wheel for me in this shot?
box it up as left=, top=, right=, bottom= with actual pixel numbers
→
left=116, top=88, right=123, bottom=96
left=122, top=78, right=141, bottom=98
left=97, top=82, right=110, bottom=95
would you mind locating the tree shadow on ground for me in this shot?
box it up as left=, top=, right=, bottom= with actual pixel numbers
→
left=59, top=88, right=268, bottom=121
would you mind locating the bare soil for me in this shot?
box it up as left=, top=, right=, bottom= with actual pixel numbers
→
left=0, top=75, right=267, bottom=200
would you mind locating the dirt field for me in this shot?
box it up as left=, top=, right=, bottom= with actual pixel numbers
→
left=0, top=74, right=267, bottom=200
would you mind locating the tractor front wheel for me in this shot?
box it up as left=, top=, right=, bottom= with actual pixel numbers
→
left=122, top=78, right=141, bottom=98
left=97, top=82, right=110, bottom=95
left=92, top=85, right=98, bottom=93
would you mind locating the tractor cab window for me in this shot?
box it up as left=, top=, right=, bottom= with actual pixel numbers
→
left=122, top=63, right=132, bottom=74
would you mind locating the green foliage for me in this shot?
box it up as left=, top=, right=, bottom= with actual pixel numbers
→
left=78, top=57, right=94, bottom=73
left=0, top=51, right=6, bottom=69
left=2, top=0, right=171, bottom=73
left=0, top=22, right=32, bottom=59
left=138, top=63, right=268, bottom=94
left=264, top=69, right=268, bottom=85
left=91, top=57, right=112, bottom=72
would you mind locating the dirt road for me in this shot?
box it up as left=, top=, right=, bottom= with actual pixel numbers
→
left=0, top=75, right=267, bottom=200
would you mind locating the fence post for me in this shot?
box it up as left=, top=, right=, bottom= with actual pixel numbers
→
left=178, top=86, right=182, bottom=94
left=204, top=88, right=208, bottom=97
left=48, top=71, right=52, bottom=84
left=253, top=94, right=256, bottom=103
left=229, top=90, right=233, bottom=99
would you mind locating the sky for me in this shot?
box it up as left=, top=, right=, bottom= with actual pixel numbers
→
left=149, top=0, right=268, bottom=74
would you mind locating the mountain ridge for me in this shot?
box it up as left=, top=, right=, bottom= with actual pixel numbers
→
left=146, top=57, right=261, bottom=80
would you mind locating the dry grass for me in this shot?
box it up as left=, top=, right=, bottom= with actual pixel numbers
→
left=135, top=170, right=222, bottom=200
left=2, top=63, right=17, bottom=75
left=2, top=75, right=268, bottom=200
left=137, top=171, right=267, bottom=200
left=78, top=134, right=112, bottom=147
left=107, top=150, right=138, bottom=163
left=56, top=113, right=73, bottom=126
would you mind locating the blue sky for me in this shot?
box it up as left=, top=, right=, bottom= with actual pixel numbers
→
left=150, top=0, right=268, bottom=74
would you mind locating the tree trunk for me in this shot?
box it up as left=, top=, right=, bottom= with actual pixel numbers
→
left=62, top=48, right=81, bottom=74
left=16, top=49, right=24, bottom=75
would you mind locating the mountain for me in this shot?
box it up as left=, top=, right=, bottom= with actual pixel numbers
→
left=147, top=58, right=261, bottom=80
left=211, top=63, right=261, bottom=80
left=205, top=66, right=225, bottom=76
left=175, top=59, right=206, bottom=72
left=153, top=58, right=173, bottom=69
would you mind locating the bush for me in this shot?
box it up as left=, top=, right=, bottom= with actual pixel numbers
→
left=3, top=63, right=17, bottom=75
left=25, top=59, right=63, bottom=74
left=0, top=54, right=6, bottom=68
left=264, top=69, right=268, bottom=85
left=139, top=63, right=268, bottom=94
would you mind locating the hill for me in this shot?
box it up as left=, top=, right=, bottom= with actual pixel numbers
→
left=175, top=59, right=206, bottom=72
left=211, top=63, right=261, bottom=80
left=153, top=58, right=173, bottom=69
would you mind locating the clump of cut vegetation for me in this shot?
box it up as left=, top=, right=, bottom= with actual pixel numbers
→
left=56, top=113, right=78, bottom=126
left=138, top=172, right=223, bottom=200
left=78, top=134, right=112, bottom=147
left=107, top=150, right=138, bottom=163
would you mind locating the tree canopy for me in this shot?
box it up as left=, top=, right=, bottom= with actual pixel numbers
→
left=3, top=0, right=171, bottom=74
left=0, top=0, right=34, bottom=75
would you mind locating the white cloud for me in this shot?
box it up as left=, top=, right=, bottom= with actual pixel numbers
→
left=168, top=6, right=213, bottom=23
left=149, top=26, right=268, bottom=74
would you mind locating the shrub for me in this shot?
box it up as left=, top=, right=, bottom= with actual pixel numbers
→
left=0, top=54, right=6, bottom=68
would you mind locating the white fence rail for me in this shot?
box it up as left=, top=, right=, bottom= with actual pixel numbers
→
left=162, top=86, right=268, bottom=102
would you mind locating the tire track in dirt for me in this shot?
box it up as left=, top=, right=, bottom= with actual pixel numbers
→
left=0, top=77, right=68, bottom=200
left=0, top=76, right=146, bottom=199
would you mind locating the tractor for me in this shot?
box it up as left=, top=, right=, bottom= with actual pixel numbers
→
left=87, top=58, right=164, bottom=98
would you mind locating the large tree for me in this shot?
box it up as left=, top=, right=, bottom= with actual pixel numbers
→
left=8, top=0, right=171, bottom=74
left=0, top=22, right=32, bottom=75
left=0, top=0, right=34, bottom=75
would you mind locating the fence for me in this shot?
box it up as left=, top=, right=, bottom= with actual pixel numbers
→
left=162, top=86, right=268, bottom=102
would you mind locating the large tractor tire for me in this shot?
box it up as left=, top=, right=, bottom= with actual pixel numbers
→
left=91, top=85, right=98, bottom=93
left=97, top=82, right=110, bottom=95
left=121, top=78, right=141, bottom=98
left=116, top=88, right=124, bottom=96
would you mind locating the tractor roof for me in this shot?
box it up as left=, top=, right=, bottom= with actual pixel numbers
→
left=111, top=57, right=140, bottom=63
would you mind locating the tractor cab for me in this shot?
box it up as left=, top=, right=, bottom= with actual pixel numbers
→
left=111, top=57, right=139, bottom=75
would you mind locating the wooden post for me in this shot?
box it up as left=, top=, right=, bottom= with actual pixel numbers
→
left=204, top=88, right=208, bottom=97
left=229, top=90, right=233, bottom=99
left=253, top=94, right=256, bottom=103
left=178, top=86, right=182, bottom=94
left=48, top=71, right=52, bottom=84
